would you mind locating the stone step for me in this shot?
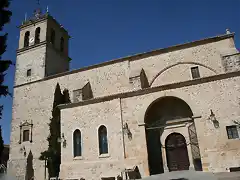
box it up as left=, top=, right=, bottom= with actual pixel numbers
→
left=140, top=171, right=240, bottom=180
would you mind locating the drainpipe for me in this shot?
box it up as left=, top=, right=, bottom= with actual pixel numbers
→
left=119, top=98, right=126, bottom=159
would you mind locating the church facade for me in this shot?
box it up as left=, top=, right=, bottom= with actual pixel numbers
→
left=8, top=11, right=240, bottom=180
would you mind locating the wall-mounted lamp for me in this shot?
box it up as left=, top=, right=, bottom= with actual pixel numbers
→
left=20, top=145, right=26, bottom=157
left=208, top=109, right=219, bottom=128
left=57, top=133, right=67, bottom=148
left=123, top=123, right=132, bottom=140
left=233, top=120, right=240, bottom=125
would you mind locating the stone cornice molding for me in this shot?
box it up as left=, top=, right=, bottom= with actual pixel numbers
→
left=14, top=33, right=235, bottom=88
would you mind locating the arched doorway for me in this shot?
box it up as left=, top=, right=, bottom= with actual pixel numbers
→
left=165, top=133, right=190, bottom=171
left=144, top=96, right=193, bottom=175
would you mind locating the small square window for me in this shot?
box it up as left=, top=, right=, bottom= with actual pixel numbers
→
left=191, top=67, right=200, bottom=79
left=27, top=69, right=31, bottom=77
left=23, top=130, right=30, bottom=142
left=226, top=126, right=239, bottom=139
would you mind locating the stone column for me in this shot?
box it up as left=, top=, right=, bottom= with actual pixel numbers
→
left=161, top=146, right=169, bottom=172
left=186, top=123, right=196, bottom=171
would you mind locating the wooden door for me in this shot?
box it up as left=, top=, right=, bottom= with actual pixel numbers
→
left=166, top=133, right=190, bottom=171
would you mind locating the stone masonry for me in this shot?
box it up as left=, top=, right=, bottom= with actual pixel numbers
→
left=8, top=11, right=240, bottom=180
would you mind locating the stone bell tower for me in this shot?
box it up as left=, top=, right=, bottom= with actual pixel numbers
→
left=15, top=8, right=71, bottom=86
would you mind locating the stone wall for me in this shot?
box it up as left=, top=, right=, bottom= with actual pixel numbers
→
left=59, top=75, right=240, bottom=179
left=15, top=45, right=46, bottom=86
left=16, top=16, right=70, bottom=86
left=9, top=35, right=240, bottom=180
left=18, top=19, right=48, bottom=49
left=45, top=45, right=69, bottom=76
left=222, top=53, right=240, bottom=73
left=130, top=38, right=234, bottom=88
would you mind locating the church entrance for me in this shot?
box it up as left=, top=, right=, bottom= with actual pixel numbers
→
left=165, top=133, right=190, bottom=171
left=144, top=96, right=194, bottom=175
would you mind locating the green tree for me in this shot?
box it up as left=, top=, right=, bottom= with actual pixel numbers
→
left=0, top=0, right=12, bottom=96
left=0, top=0, right=12, bottom=164
left=62, top=89, right=71, bottom=103
left=39, top=84, right=71, bottom=178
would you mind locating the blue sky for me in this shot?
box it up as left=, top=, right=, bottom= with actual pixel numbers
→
left=0, top=0, right=240, bottom=144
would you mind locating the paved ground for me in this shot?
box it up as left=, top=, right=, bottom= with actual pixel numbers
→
left=215, top=172, right=240, bottom=180
left=1, top=171, right=240, bottom=180
left=141, top=171, right=240, bottom=180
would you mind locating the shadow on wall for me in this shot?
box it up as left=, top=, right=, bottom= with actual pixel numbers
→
left=122, top=166, right=141, bottom=180
left=25, top=151, right=34, bottom=180
left=127, top=166, right=141, bottom=179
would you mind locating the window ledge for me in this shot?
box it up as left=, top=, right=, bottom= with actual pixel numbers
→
left=73, top=156, right=83, bottom=160
left=99, top=154, right=110, bottom=158
left=228, top=138, right=240, bottom=141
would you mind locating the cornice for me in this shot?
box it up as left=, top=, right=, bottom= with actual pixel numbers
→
left=58, top=70, right=240, bottom=110
left=14, top=33, right=235, bottom=88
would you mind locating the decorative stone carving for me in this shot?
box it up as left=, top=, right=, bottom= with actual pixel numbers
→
left=19, top=120, right=33, bottom=144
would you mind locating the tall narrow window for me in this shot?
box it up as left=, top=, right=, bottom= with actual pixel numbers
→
left=35, top=27, right=41, bottom=44
left=60, top=37, right=64, bottom=52
left=23, top=130, right=30, bottom=142
left=24, top=31, right=30, bottom=47
left=98, top=125, right=108, bottom=155
left=226, top=126, right=239, bottom=139
left=73, top=129, right=82, bottom=157
left=50, top=29, right=55, bottom=46
left=191, top=66, right=200, bottom=79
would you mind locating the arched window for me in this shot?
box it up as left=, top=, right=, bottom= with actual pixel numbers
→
left=73, top=129, right=82, bottom=157
left=50, top=29, right=55, bottom=45
left=24, top=31, right=30, bottom=47
left=35, top=27, right=41, bottom=44
left=98, top=125, right=108, bottom=155
left=60, top=37, right=64, bottom=52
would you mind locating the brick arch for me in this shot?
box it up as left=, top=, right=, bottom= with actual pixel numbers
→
left=149, top=62, right=218, bottom=87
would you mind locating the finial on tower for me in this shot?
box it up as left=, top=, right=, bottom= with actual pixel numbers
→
left=24, top=13, right=27, bottom=22
left=226, top=29, right=231, bottom=34
left=34, top=8, right=42, bottom=19
left=46, top=6, right=49, bottom=13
